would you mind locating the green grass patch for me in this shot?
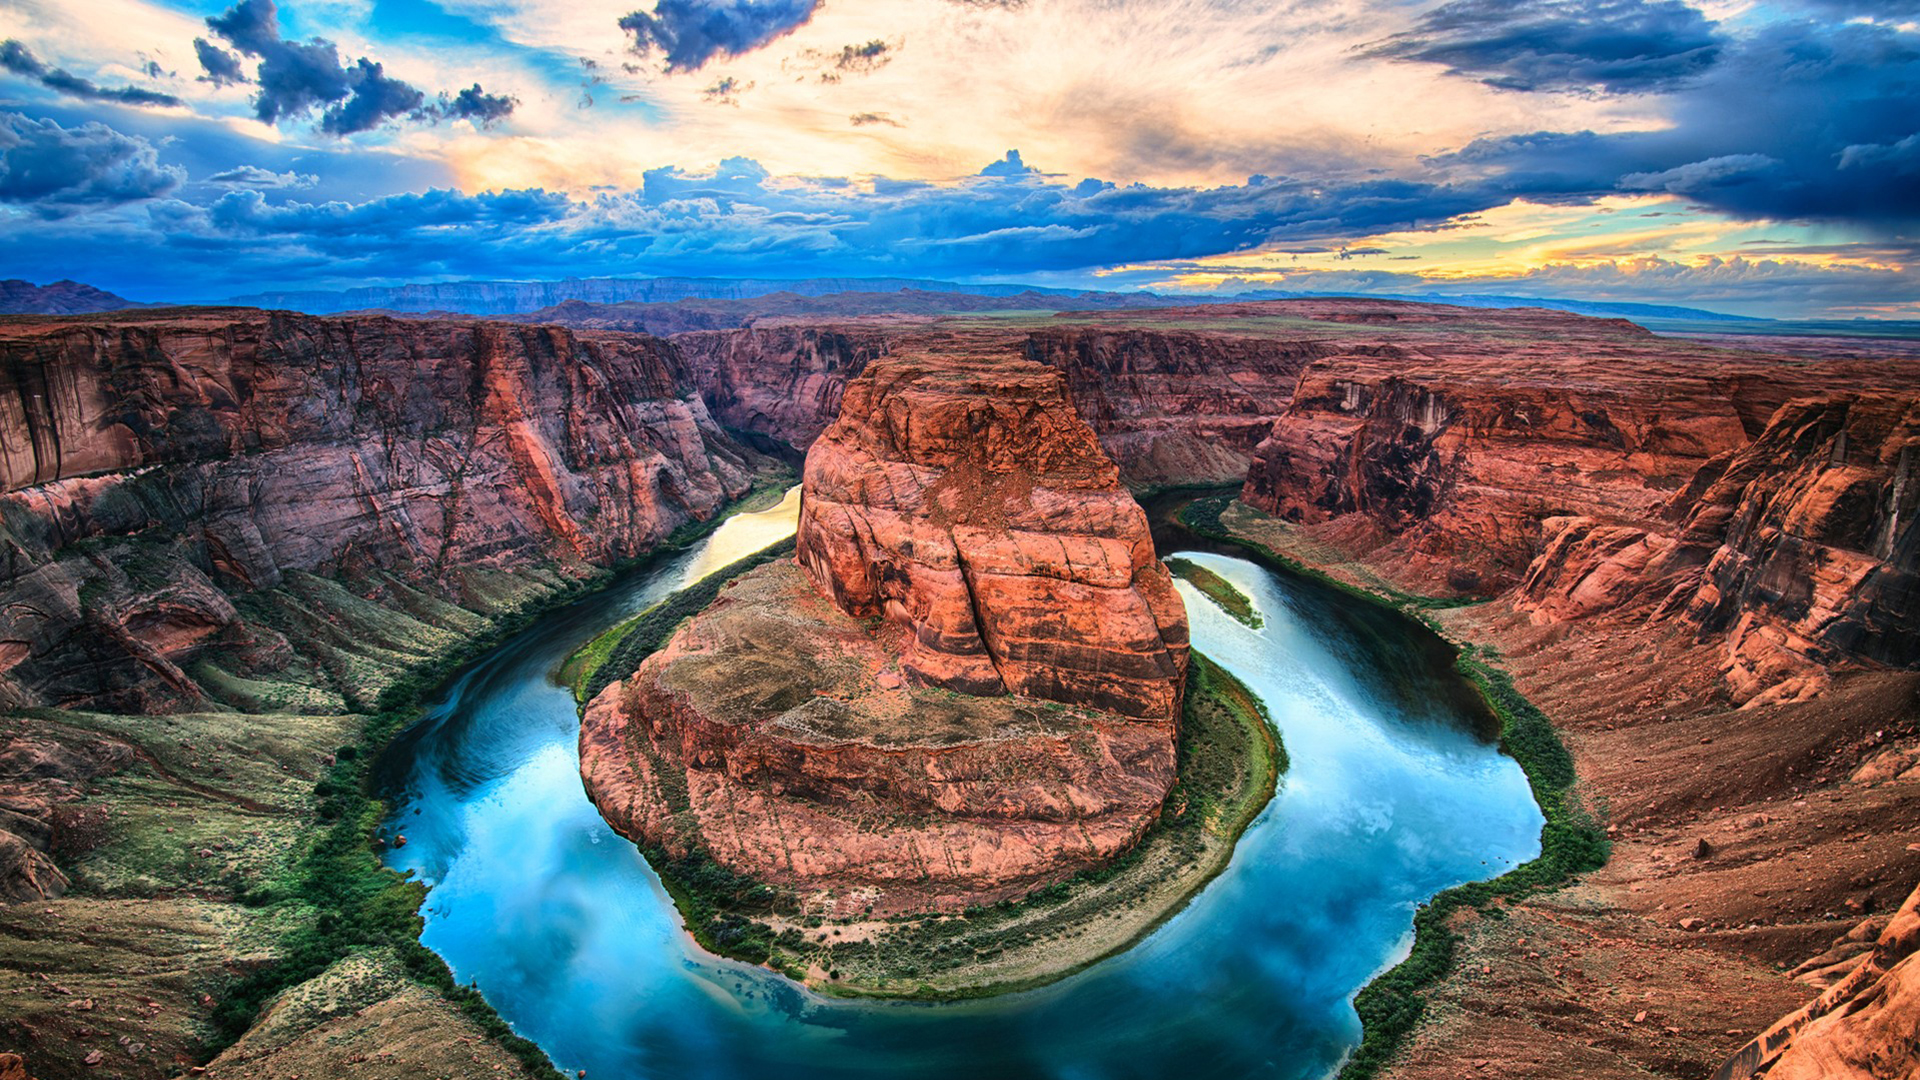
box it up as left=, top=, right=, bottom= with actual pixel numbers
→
left=1166, top=556, right=1263, bottom=628
left=1175, top=496, right=1608, bottom=1080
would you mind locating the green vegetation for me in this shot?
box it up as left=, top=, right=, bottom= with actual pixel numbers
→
left=571, top=536, right=797, bottom=702
left=1166, top=556, right=1263, bottom=628
left=1174, top=495, right=1608, bottom=1080
left=632, top=651, right=1283, bottom=1000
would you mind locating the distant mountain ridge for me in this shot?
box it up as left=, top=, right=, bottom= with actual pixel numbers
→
left=227, top=275, right=1118, bottom=316
left=0, top=280, right=154, bottom=315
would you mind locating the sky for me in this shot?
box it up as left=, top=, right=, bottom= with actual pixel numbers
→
left=0, top=0, right=1916, bottom=316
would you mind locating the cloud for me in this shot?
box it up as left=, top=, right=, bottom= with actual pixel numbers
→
left=1840, top=133, right=1920, bottom=174
left=206, top=164, right=317, bottom=188
left=438, top=84, right=519, bottom=126
left=0, top=111, right=183, bottom=210
left=0, top=40, right=184, bottom=107
left=978, top=149, right=1035, bottom=177
left=702, top=76, right=752, bottom=104
left=1366, top=0, right=1723, bottom=93
left=619, top=0, right=823, bottom=72
left=194, top=38, right=249, bottom=86
left=1438, top=19, right=1920, bottom=228
left=200, top=0, right=514, bottom=135
left=1617, top=153, right=1779, bottom=194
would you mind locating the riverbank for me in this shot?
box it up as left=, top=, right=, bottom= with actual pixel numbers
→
left=1182, top=496, right=1920, bottom=1080
left=1176, top=496, right=1612, bottom=1080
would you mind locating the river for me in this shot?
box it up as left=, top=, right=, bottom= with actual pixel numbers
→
left=379, top=489, right=1543, bottom=1079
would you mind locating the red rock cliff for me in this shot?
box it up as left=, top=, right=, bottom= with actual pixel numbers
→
left=795, top=353, right=1189, bottom=722
left=0, top=309, right=761, bottom=711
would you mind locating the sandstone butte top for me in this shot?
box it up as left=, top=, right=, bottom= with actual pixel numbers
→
left=795, top=352, right=1191, bottom=724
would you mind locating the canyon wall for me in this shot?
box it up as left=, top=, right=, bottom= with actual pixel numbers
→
left=673, top=321, right=1323, bottom=486
left=0, top=310, right=762, bottom=712
left=1235, top=306, right=1918, bottom=701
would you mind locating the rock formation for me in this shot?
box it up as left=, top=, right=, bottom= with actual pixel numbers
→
left=581, top=352, right=1188, bottom=914
left=1716, top=879, right=1920, bottom=1080
left=795, top=354, right=1190, bottom=719
left=0, top=309, right=762, bottom=711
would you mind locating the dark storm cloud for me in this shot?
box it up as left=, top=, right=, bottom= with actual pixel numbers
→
left=0, top=111, right=182, bottom=209
left=619, top=0, right=823, bottom=72
left=0, top=40, right=184, bottom=107
left=200, top=0, right=513, bottom=135
left=1366, top=0, right=1723, bottom=93
left=438, top=85, right=518, bottom=125
left=1439, top=18, right=1920, bottom=227
left=193, top=38, right=249, bottom=86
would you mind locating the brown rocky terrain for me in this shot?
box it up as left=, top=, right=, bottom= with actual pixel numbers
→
left=581, top=351, right=1189, bottom=915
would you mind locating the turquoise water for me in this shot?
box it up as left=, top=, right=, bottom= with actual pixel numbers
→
left=380, top=498, right=1542, bottom=1079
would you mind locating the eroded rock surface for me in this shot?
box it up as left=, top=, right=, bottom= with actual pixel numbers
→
left=796, top=354, right=1189, bottom=721
left=582, top=353, right=1187, bottom=914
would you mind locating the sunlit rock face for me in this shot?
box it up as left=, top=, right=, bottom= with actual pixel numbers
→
left=581, top=351, right=1188, bottom=915
left=796, top=354, right=1190, bottom=723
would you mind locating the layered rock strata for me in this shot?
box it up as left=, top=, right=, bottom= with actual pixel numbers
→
left=672, top=322, right=1325, bottom=486
left=0, top=310, right=761, bottom=711
left=581, top=354, right=1189, bottom=914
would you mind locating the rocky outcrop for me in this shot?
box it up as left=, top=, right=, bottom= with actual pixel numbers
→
left=673, top=325, right=892, bottom=451
left=1019, top=327, right=1339, bottom=486
left=1513, top=394, right=1919, bottom=704
left=796, top=354, right=1189, bottom=720
left=0, top=310, right=762, bottom=711
left=581, top=352, right=1188, bottom=914
left=1716, top=879, right=1920, bottom=1080
left=1677, top=396, right=1918, bottom=702
left=0, top=733, right=132, bottom=902
left=580, top=564, right=1177, bottom=914
left=1243, top=361, right=1756, bottom=587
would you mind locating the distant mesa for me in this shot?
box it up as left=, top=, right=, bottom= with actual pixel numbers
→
left=0, top=279, right=156, bottom=316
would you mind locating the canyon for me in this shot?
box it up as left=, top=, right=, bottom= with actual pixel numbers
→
left=0, top=297, right=1914, bottom=1079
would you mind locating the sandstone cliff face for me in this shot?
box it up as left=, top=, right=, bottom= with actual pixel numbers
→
left=581, top=352, right=1188, bottom=914
left=1514, top=394, right=1918, bottom=704
left=1018, top=327, right=1335, bottom=486
left=673, top=321, right=1321, bottom=486
left=580, top=564, right=1177, bottom=914
left=1678, top=396, right=1918, bottom=701
left=0, top=311, right=760, bottom=711
left=670, top=325, right=893, bottom=451
left=795, top=355, right=1189, bottom=721
left=1243, top=359, right=1755, bottom=587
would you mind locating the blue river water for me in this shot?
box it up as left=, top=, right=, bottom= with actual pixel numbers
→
left=379, top=492, right=1542, bottom=1080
